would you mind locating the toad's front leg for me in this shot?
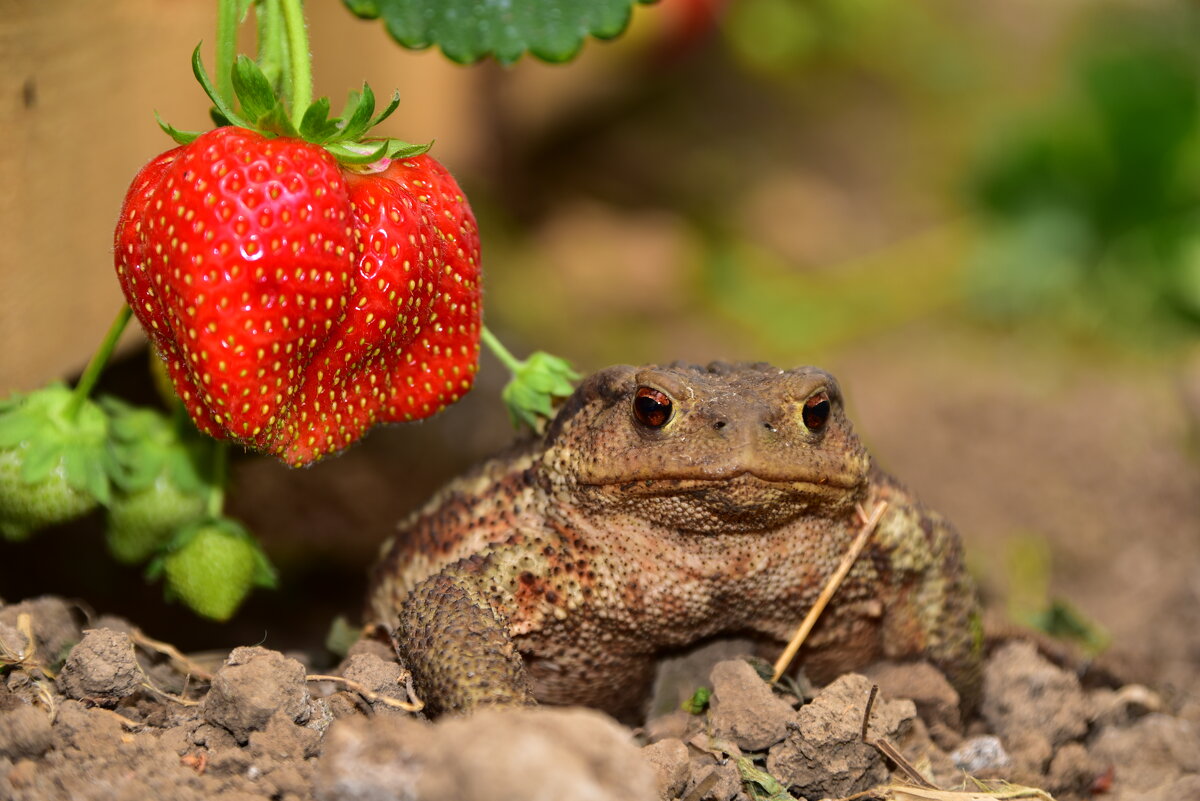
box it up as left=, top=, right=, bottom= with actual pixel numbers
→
left=396, top=562, right=536, bottom=716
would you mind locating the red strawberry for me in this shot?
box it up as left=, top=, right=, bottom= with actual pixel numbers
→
left=115, top=127, right=481, bottom=466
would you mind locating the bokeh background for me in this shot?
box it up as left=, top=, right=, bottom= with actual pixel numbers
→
left=2, top=0, right=1198, bottom=717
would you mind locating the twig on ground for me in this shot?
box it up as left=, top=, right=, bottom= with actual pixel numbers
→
left=129, top=627, right=214, bottom=682
left=772, top=500, right=889, bottom=683
left=861, top=684, right=938, bottom=790
left=139, top=679, right=201, bottom=706
left=306, top=673, right=425, bottom=712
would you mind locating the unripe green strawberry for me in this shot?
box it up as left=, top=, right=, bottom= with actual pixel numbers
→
left=106, top=473, right=207, bottom=564
left=158, top=520, right=276, bottom=621
left=0, top=385, right=110, bottom=540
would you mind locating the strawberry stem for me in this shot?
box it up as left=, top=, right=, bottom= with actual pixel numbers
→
left=256, top=0, right=286, bottom=93
left=279, top=0, right=312, bottom=129
left=481, top=326, right=525, bottom=374
left=206, top=442, right=229, bottom=518
left=214, top=0, right=240, bottom=107
left=66, top=305, right=133, bottom=420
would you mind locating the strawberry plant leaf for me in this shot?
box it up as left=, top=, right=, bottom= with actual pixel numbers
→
left=343, top=0, right=657, bottom=65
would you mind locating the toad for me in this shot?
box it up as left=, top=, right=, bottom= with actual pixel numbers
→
left=368, top=362, right=981, bottom=718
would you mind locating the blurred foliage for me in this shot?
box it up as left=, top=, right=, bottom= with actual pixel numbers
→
left=969, top=6, right=1200, bottom=344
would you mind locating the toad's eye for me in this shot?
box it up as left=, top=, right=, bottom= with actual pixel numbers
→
left=802, top=390, right=831, bottom=431
left=633, top=387, right=673, bottom=428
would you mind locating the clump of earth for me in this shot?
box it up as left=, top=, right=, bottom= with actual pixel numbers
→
left=2, top=595, right=1197, bottom=801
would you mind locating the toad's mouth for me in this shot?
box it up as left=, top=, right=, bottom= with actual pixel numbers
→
left=582, top=469, right=862, bottom=495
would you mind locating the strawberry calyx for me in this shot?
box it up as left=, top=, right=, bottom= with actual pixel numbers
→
left=0, top=384, right=112, bottom=506
left=102, top=399, right=213, bottom=498
left=481, top=329, right=582, bottom=431
left=157, top=45, right=430, bottom=169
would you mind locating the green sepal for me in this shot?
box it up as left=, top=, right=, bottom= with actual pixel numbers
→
left=19, top=440, right=60, bottom=484
left=101, top=398, right=211, bottom=497
left=190, top=44, right=253, bottom=131
left=299, top=97, right=340, bottom=142
left=327, top=137, right=432, bottom=167
left=370, top=90, right=402, bottom=129
left=338, top=86, right=377, bottom=142
left=0, top=384, right=112, bottom=505
left=325, top=140, right=391, bottom=166
left=500, top=351, right=581, bottom=430
left=231, top=54, right=278, bottom=121
left=231, top=55, right=299, bottom=137
left=154, top=111, right=203, bottom=146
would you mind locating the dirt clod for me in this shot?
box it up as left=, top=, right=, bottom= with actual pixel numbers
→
left=0, top=704, right=53, bottom=759
left=0, top=597, right=79, bottom=667
left=862, top=660, right=961, bottom=741
left=641, top=737, right=690, bottom=800
left=766, top=673, right=915, bottom=799
left=201, top=646, right=310, bottom=743
left=316, top=706, right=657, bottom=801
left=57, top=628, right=143, bottom=703
left=707, top=660, right=798, bottom=752
left=982, top=640, right=1089, bottom=747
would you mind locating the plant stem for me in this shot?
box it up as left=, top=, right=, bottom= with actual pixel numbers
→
left=67, top=306, right=133, bottom=419
left=206, top=441, right=228, bottom=518
left=256, top=0, right=286, bottom=93
left=214, top=0, right=241, bottom=108
left=279, top=0, right=312, bottom=128
left=481, top=326, right=524, bottom=374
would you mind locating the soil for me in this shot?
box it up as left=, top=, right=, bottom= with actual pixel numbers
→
left=1, top=595, right=1198, bottom=801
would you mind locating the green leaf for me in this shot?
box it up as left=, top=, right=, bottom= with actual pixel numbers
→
left=681, top=686, right=711, bottom=715
left=343, top=0, right=656, bottom=65
left=736, top=758, right=792, bottom=801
